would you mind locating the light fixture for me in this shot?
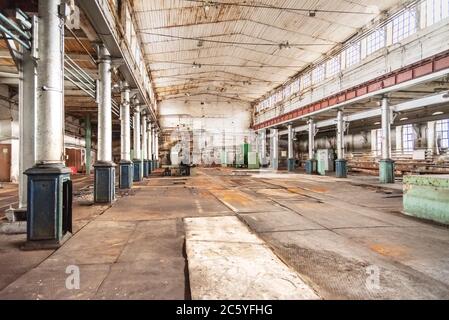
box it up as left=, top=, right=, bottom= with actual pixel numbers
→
left=400, top=117, right=408, bottom=121
left=192, top=62, right=202, bottom=69
left=308, top=10, right=316, bottom=17
left=374, top=121, right=380, bottom=125
left=197, top=39, right=204, bottom=47
left=279, top=41, right=291, bottom=50
left=433, top=111, right=444, bottom=115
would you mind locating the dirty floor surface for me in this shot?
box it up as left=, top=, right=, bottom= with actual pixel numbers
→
left=0, top=168, right=448, bottom=299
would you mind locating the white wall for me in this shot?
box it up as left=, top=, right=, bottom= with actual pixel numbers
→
left=159, top=97, right=253, bottom=165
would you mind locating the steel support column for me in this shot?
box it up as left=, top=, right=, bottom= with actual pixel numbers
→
left=270, top=128, right=278, bottom=170
left=336, top=110, right=347, bottom=178
left=155, top=129, right=159, bottom=169
left=259, top=129, right=267, bottom=166
left=24, top=0, right=71, bottom=249
left=287, top=124, right=295, bottom=172
left=147, top=121, right=152, bottom=174
left=94, top=44, right=115, bottom=203
left=142, top=113, right=149, bottom=177
left=85, top=114, right=92, bottom=176
left=133, top=104, right=143, bottom=181
left=119, top=82, right=132, bottom=189
left=305, top=119, right=317, bottom=174
left=380, top=97, right=395, bottom=183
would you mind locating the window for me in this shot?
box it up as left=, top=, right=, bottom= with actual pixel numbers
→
left=402, top=124, right=415, bottom=152
left=302, top=73, right=311, bottom=88
left=326, top=55, right=341, bottom=77
left=366, top=28, right=386, bottom=55
left=291, top=78, right=300, bottom=93
left=283, top=84, right=291, bottom=99
left=312, top=64, right=325, bottom=84
left=345, top=42, right=361, bottom=67
left=392, top=8, right=417, bottom=43
left=436, top=119, right=449, bottom=148
left=276, top=90, right=283, bottom=102
left=270, top=94, right=276, bottom=106
left=424, top=0, right=446, bottom=27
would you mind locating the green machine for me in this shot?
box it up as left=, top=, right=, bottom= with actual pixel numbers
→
left=235, top=143, right=259, bottom=168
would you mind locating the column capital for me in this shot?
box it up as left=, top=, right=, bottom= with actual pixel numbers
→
left=96, top=43, right=111, bottom=61
left=120, top=81, right=130, bottom=91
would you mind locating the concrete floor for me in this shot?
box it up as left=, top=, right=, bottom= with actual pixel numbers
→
left=0, top=168, right=448, bottom=299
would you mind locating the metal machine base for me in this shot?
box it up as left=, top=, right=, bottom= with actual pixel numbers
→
left=143, top=160, right=149, bottom=178
left=403, top=175, right=449, bottom=225
left=335, top=159, right=347, bottom=178
left=119, top=161, right=133, bottom=189
left=24, top=164, right=72, bottom=249
left=305, top=159, right=317, bottom=174
left=379, top=159, right=395, bottom=184
left=94, top=162, right=116, bottom=203
left=133, top=159, right=143, bottom=182
left=287, top=158, right=295, bottom=172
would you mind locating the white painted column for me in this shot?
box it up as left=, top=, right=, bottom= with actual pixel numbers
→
left=287, top=124, right=294, bottom=159
left=147, top=121, right=153, bottom=160
left=133, top=105, right=141, bottom=160
left=155, top=129, right=159, bottom=160
left=97, top=44, right=112, bottom=162
left=381, top=97, right=391, bottom=159
left=308, top=119, right=315, bottom=160
left=270, top=128, right=278, bottom=170
left=35, top=0, right=64, bottom=165
left=259, top=129, right=266, bottom=165
left=120, top=82, right=131, bottom=161
left=336, top=110, right=345, bottom=159
left=141, top=114, right=148, bottom=160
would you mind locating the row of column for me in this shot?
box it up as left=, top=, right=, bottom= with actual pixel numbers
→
left=121, top=92, right=160, bottom=189
left=260, top=97, right=394, bottom=183
left=18, top=0, right=160, bottom=249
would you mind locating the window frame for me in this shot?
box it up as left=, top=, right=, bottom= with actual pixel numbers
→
left=402, top=124, right=415, bottom=152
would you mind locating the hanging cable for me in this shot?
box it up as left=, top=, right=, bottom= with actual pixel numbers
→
left=182, top=0, right=377, bottom=15
left=140, top=31, right=335, bottom=47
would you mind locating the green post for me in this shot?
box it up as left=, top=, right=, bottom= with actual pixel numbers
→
left=85, top=114, right=92, bottom=175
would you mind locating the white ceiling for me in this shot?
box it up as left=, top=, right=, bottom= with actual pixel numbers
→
left=133, top=0, right=405, bottom=103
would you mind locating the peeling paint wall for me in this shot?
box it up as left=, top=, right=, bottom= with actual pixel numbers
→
left=158, top=98, right=253, bottom=166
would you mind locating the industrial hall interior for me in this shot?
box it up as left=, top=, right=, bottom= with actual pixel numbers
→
left=0, top=0, right=449, bottom=301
